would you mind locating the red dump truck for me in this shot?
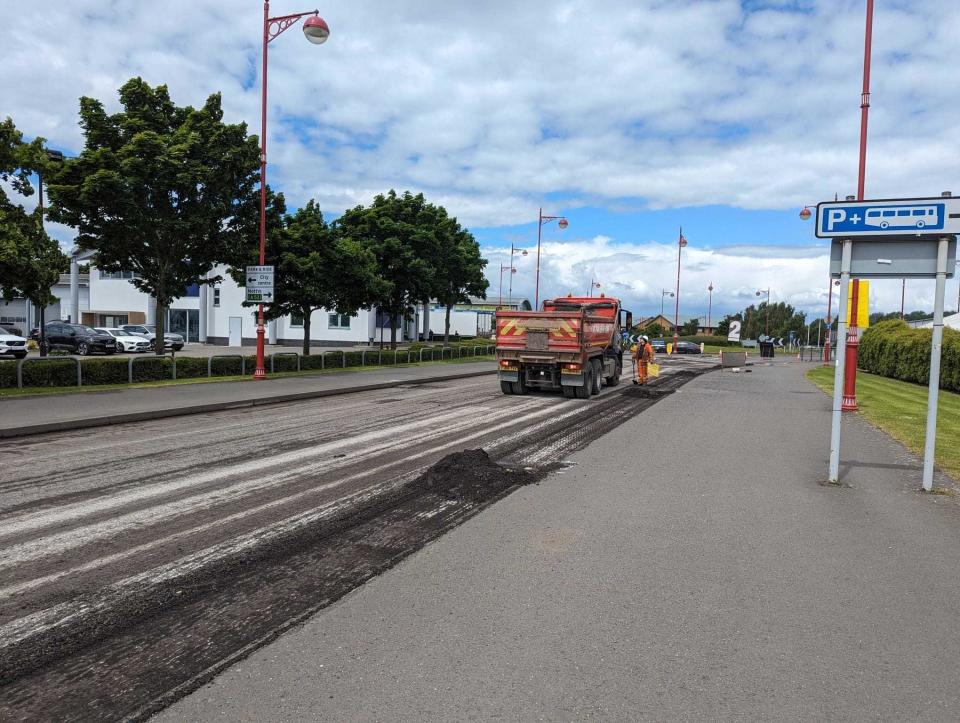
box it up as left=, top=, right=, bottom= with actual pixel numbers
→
left=495, top=295, right=632, bottom=398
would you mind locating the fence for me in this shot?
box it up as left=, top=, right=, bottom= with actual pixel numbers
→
left=6, top=344, right=496, bottom=389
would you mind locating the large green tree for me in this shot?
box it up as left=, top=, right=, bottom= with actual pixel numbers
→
left=230, top=197, right=385, bottom=354
left=0, top=118, right=68, bottom=353
left=337, top=190, right=436, bottom=348
left=430, top=212, right=488, bottom=344
left=47, top=78, right=260, bottom=354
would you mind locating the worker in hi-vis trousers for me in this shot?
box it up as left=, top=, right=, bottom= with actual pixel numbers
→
left=634, top=335, right=654, bottom=385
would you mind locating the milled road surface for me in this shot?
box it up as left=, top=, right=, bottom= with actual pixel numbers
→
left=0, top=355, right=714, bottom=720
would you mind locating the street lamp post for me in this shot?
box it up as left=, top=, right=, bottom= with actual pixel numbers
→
left=661, top=289, right=674, bottom=318
left=707, top=282, right=714, bottom=329
left=498, top=265, right=516, bottom=308
left=588, top=280, right=601, bottom=297
left=534, top=208, right=567, bottom=310
left=253, top=1, right=329, bottom=380
left=36, top=149, right=65, bottom=357
left=507, top=243, right=527, bottom=308
left=756, top=288, right=771, bottom=336
left=672, top=229, right=687, bottom=354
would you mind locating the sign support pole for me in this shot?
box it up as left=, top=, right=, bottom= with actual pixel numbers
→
left=829, top=238, right=852, bottom=483
left=921, top=236, right=949, bottom=491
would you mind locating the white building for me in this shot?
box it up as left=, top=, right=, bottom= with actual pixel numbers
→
left=63, top=252, right=424, bottom=347
left=0, top=272, right=89, bottom=336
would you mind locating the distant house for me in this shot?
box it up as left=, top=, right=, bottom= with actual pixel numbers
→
left=426, top=296, right=531, bottom=339
left=635, top=314, right=676, bottom=332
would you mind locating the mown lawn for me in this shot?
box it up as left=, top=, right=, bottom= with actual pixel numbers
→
left=806, top=365, right=960, bottom=482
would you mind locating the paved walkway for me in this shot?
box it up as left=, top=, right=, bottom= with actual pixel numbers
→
left=0, top=361, right=495, bottom=437
left=160, top=361, right=960, bottom=721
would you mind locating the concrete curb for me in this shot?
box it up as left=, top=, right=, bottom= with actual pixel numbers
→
left=0, top=368, right=496, bottom=439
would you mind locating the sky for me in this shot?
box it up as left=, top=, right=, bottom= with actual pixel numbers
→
left=3, top=0, right=959, bottom=322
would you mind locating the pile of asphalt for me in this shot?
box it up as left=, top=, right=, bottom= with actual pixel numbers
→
left=414, top=448, right=537, bottom=503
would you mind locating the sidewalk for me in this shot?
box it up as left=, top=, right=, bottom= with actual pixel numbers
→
left=160, top=362, right=960, bottom=721
left=0, top=361, right=494, bottom=438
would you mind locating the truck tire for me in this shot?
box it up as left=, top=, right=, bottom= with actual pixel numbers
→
left=500, top=381, right=514, bottom=395
left=563, top=386, right=576, bottom=398
left=510, top=381, right=527, bottom=395
left=606, top=357, right=622, bottom=386
left=575, top=367, right=593, bottom=399
left=591, top=360, right=602, bottom=394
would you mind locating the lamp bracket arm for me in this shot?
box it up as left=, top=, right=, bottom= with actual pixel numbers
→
left=266, top=10, right=319, bottom=43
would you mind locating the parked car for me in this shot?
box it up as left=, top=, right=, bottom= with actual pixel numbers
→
left=675, top=340, right=702, bottom=354
left=650, top=339, right=668, bottom=354
left=0, top=326, right=28, bottom=359
left=41, top=323, right=116, bottom=355
left=120, top=324, right=185, bottom=351
left=95, top=327, right=152, bottom=353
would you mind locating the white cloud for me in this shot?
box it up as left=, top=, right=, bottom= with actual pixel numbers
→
left=3, top=0, right=958, bottom=314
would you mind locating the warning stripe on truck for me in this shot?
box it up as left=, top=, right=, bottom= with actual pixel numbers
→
left=497, top=318, right=580, bottom=338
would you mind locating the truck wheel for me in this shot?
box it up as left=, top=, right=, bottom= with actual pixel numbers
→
left=575, top=368, right=593, bottom=399
left=510, top=381, right=527, bottom=395
left=500, top=381, right=514, bottom=395
left=591, top=360, right=602, bottom=394
left=606, top=358, right=622, bottom=386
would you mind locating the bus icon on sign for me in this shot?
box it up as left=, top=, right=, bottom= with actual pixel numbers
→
left=864, top=205, right=939, bottom=230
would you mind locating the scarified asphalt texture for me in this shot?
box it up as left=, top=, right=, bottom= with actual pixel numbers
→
left=0, top=356, right=715, bottom=721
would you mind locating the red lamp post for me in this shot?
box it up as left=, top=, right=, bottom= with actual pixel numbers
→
left=253, top=2, right=329, bottom=380
left=507, top=243, right=527, bottom=308
left=534, top=209, right=567, bottom=310
left=840, top=0, right=875, bottom=406
left=756, top=288, right=770, bottom=336
left=672, top=229, right=687, bottom=353
left=707, top=282, right=714, bottom=329
left=498, top=265, right=516, bottom=308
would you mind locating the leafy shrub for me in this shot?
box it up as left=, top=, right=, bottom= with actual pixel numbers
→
left=858, top=319, right=959, bottom=392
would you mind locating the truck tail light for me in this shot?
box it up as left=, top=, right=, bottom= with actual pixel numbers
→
left=561, top=362, right=582, bottom=373
left=499, top=360, right=519, bottom=371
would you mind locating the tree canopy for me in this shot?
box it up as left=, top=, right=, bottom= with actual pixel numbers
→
left=47, top=77, right=260, bottom=352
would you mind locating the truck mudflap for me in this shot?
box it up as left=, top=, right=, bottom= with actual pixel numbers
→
left=497, top=371, right=520, bottom=383
left=559, top=373, right=585, bottom=387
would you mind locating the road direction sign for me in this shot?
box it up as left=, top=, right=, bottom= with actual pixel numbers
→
left=245, top=265, right=274, bottom=304
left=816, top=196, right=960, bottom=238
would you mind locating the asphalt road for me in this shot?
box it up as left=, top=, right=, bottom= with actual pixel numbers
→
left=0, top=354, right=714, bottom=719
left=159, top=361, right=960, bottom=722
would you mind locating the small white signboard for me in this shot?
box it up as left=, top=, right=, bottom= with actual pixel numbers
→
left=727, top=320, right=741, bottom=343
left=245, top=265, right=274, bottom=304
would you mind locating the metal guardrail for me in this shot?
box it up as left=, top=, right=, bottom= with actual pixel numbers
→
left=269, top=351, right=300, bottom=373
left=208, top=354, right=245, bottom=377
left=7, top=343, right=496, bottom=390
left=17, top=356, right=82, bottom=389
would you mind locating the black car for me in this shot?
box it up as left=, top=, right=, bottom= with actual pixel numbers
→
left=650, top=339, right=668, bottom=354
left=41, top=322, right=116, bottom=356
left=675, top=340, right=702, bottom=354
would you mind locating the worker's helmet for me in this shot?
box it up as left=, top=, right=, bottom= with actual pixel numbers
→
left=642, top=335, right=649, bottom=342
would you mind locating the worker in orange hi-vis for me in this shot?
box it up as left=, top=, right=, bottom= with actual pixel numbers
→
left=634, top=335, right=655, bottom=385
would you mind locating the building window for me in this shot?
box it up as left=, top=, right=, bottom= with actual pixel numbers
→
left=100, top=314, right=129, bottom=327
left=329, top=312, right=351, bottom=329
left=100, top=270, right=141, bottom=280
left=213, top=288, right=221, bottom=308
left=184, top=283, right=200, bottom=298
left=290, top=312, right=304, bottom=328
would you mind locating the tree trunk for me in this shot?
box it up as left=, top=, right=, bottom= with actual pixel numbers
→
left=390, top=310, right=397, bottom=350
left=302, top=309, right=311, bottom=356
left=155, top=299, right=166, bottom=355
left=444, top=303, right=452, bottom=346
left=38, top=303, right=47, bottom=357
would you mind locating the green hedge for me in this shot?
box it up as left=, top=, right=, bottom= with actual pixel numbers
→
left=0, top=344, right=496, bottom=390
left=858, top=319, right=960, bottom=392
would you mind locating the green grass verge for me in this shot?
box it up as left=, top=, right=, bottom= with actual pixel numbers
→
left=0, top=355, right=494, bottom=399
left=806, top=365, right=960, bottom=481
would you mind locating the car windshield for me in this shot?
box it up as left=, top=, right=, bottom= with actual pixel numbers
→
left=74, top=325, right=99, bottom=334
left=95, top=329, right=111, bottom=336
left=0, top=327, right=11, bottom=335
